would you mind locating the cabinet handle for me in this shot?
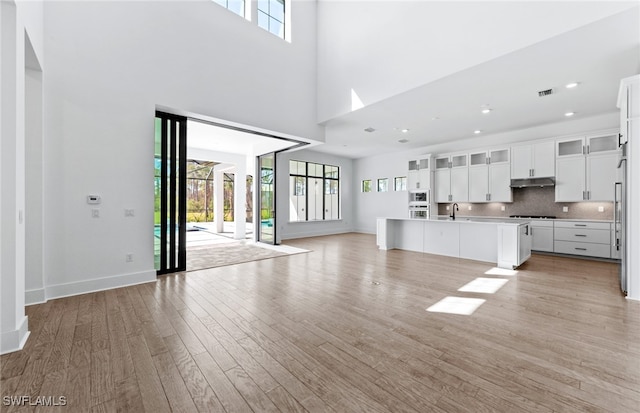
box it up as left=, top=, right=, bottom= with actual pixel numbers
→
left=575, top=247, right=588, bottom=251
left=587, top=145, right=590, bottom=154
left=574, top=234, right=587, bottom=237
left=574, top=224, right=587, bottom=227
left=582, top=145, right=586, bottom=155
left=587, top=191, right=590, bottom=200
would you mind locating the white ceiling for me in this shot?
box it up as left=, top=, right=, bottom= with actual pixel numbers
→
left=187, top=119, right=304, bottom=159
left=315, top=5, right=640, bottom=159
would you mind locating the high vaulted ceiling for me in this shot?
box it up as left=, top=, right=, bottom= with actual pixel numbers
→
left=314, top=3, right=640, bottom=159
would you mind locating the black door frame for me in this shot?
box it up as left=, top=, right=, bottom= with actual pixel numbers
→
left=156, top=111, right=187, bottom=274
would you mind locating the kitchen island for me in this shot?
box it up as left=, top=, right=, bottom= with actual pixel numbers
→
left=376, top=216, right=532, bottom=269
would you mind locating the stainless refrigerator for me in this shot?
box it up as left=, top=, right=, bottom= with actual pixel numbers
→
left=615, top=143, right=627, bottom=295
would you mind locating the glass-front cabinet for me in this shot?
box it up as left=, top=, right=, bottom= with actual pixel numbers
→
left=435, top=153, right=468, bottom=203
left=555, top=132, right=620, bottom=202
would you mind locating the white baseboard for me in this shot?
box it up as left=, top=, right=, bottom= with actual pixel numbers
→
left=25, top=288, right=46, bottom=306
left=44, top=270, right=157, bottom=301
left=0, top=316, right=30, bottom=355
left=353, top=227, right=376, bottom=235
left=282, top=228, right=352, bottom=240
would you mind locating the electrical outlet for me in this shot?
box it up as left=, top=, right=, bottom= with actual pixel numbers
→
left=598, top=206, right=604, bottom=212
left=446, top=205, right=450, bottom=210
left=468, top=205, right=472, bottom=210
left=125, top=209, right=135, bottom=217
left=562, top=206, right=569, bottom=212
left=126, top=254, right=133, bottom=262
left=91, top=209, right=100, bottom=218
left=501, top=206, right=505, bottom=211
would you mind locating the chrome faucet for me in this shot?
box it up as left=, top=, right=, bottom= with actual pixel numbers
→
left=450, top=203, right=459, bottom=220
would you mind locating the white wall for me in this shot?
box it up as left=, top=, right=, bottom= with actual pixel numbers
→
left=353, top=112, right=619, bottom=234
left=277, top=148, right=354, bottom=240
left=1, top=0, right=43, bottom=354
left=41, top=0, right=320, bottom=300
left=317, top=1, right=636, bottom=123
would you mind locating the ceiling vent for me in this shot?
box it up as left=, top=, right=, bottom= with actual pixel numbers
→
left=538, top=88, right=554, bottom=97
left=364, top=127, right=376, bottom=133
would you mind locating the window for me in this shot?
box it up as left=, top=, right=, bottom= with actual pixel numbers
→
left=258, top=0, right=285, bottom=38
left=362, top=180, right=372, bottom=193
left=213, top=0, right=245, bottom=17
left=289, top=160, right=340, bottom=221
left=394, top=176, right=407, bottom=191
left=377, top=178, right=388, bottom=192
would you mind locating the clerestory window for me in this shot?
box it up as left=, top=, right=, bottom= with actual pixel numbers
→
left=213, top=0, right=245, bottom=17
left=258, top=0, right=285, bottom=39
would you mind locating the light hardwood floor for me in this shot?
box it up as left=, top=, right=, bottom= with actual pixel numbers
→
left=2, top=233, right=639, bottom=412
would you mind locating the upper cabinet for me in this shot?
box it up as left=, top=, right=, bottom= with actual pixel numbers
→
left=469, top=148, right=511, bottom=203
left=435, top=153, right=468, bottom=203
left=407, top=156, right=432, bottom=190
left=555, top=132, right=620, bottom=202
left=556, top=134, right=618, bottom=157
left=511, top=141, right=555, bottom=179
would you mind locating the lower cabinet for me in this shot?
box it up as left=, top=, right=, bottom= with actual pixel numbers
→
left=553, top=220, right=612, bottom=259
left=531, top=220, right=554, bottom=252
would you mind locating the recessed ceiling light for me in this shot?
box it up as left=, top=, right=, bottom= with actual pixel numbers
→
left=401, top=128, right=409, bottom=133
left=481, top=108, right=492, bottom=114
left=364, top=127, right=376, bottom=133
left=398, top=138, right=409, bottom=143
left=566, top=82, right=579, bottom=89
left=565, top=112, right=575, bottom=117
left=474, top=130, right=482, bottom=134
left=431, top=116, right=440, bottom=121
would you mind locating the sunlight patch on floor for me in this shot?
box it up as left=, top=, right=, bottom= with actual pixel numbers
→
left=458, top=277, right=509, bottom=294
left=485, top=267, right=518, bottom=276
left=426, top=297, right=486, bottom=315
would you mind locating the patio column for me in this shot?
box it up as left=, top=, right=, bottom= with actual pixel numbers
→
left=233, top=167, right=246, bottom=240
left=213, top=168, right=224, bottom=233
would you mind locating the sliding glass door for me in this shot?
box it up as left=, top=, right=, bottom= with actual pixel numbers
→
left=154, top=112, right=187, bottom=274
left=258, top=153, right=276, bottom=244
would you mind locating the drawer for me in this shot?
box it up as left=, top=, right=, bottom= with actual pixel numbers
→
left=554, top=227, right=610, bottom=244
left=554, top=221, right=611, bottom=230
left=530, top=219, right=554, bottom=228
left=554, top=240, right=611, bottom=258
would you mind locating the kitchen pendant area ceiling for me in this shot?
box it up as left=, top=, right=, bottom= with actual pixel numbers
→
left=315, top=5, right=640, bottom=159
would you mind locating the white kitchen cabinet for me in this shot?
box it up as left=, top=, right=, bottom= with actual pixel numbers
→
left=556, top=153, right=618, bottom=202
left=468, top=149, right=511, bottom=202
left=553, top=220, right=612, bottom=259
left=511, top=141, right=555, bottom=179
left=555, top=156, right=586, bottom=201
left=408, top=156, right=431, bottom=190
left=587, top=153, right=619, bottom=201
left=497, top=222, right=532, bottom=269
left=435, top=154, right=468, bottom=203
left=556, top=133, right=618, bottom=157
left=555, top=133, right=619, bottom=202
left=530, top=219, right=554, bottom=252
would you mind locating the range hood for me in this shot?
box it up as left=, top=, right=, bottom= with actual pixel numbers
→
left=510, top=177, right=555, bottom=188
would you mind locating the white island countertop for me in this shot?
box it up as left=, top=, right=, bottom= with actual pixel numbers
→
left=376, top=216, right=532, bottom=269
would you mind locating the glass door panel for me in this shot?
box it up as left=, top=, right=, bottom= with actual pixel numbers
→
left=154, top=111, right=187, bottom=274
left=258, top=153, right=276, bottom=244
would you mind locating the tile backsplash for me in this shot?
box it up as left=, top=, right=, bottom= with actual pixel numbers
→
left=436, top=186, right=614, bottom=220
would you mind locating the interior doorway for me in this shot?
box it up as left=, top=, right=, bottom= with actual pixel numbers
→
left=154, top=112, right=307, bottom=275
